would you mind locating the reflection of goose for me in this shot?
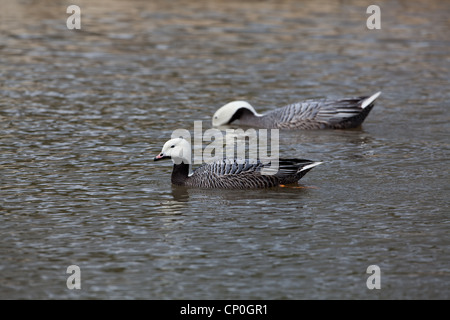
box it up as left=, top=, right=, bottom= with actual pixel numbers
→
left=170, top=186, right=190, bottom=202
left=212, top=92, right=381, bottom=129
left=154, top=138, right=321, bottom=189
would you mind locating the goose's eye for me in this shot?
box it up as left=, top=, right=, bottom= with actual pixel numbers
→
left=170, top=145, right=175, bottom=148
left=214, top=116, right=218, bottom=119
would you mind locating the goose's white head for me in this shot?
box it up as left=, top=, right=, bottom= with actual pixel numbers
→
left=154, top=138, right=191, bottom=165
left=212, top=101, right=261, bottom=126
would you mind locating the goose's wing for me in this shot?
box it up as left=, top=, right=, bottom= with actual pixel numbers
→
left=187, top=158, right=320, bottom=188
left=267, top=92, right=380, bottom=129
left=187, top=159, right=279, bottom=189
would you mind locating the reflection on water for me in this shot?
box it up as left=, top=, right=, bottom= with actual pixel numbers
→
left=0, top=0, right=449, bottom=299
left=169, top=186, right=191, bottom=203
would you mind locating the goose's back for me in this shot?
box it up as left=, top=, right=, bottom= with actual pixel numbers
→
left=185, top=158, right=317, bottom=189
left=263, top=96, right=374, bottom=129
left=185, top=159, right=280, bottom=189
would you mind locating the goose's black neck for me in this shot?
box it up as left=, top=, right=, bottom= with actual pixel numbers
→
left=232, top=108, right=263, bottom=126
left=171, top=162, right=190, bottom=186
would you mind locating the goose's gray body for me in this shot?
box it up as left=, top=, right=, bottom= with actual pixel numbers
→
left=213, top=92, right=381, bottom=130
left=154, top=138, right=321, bottom=189
left=171, top=158, right=319, bottom=189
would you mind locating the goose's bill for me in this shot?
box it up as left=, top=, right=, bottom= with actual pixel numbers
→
left=154, top=154, right=171, bottom=161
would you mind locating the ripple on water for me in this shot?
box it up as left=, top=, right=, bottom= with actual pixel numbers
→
left=0, top=0, right=449, bottom=300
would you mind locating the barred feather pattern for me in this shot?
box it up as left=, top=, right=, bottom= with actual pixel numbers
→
left=172, top=158, right=318, bottom=189
left=246, top=96, right=376, bottom=129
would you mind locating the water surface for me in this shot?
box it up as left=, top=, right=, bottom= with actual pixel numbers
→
left=0, top=0, right=449, bottom=299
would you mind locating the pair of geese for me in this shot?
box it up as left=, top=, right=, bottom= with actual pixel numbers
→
left=155, top=91, right=381, bottom=189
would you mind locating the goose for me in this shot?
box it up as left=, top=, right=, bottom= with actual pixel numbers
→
left=154, top=138, right=322, bottom=189
left=212, top=91, right=381, bottom=129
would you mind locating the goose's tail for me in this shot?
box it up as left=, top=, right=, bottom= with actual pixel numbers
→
left=361, top=91, right=382, bottom=109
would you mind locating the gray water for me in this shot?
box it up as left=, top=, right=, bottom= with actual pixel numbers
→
left=0, top=0, right=449, bottom=300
